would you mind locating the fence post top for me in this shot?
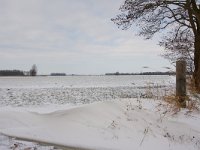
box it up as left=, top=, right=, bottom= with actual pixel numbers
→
left=176, top=60, right=186, bottom=65
left=176, top=59, right=186, bottom=63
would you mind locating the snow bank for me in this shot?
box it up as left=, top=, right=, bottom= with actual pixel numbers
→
left=0, top=99, right=200, bottom=150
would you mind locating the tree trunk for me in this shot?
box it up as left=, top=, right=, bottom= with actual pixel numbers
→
left=193, top=34, right=200, bottom=92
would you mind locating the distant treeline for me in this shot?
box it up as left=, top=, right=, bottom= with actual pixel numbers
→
left=0, top=65, right=37, bottom=76
left=0, top=70, right=25, bottom=76
left=50, top=73, right=66, bottom=76
left=105, top=72, right=176, bottom=76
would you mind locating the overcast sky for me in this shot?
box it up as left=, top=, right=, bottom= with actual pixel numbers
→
left=0, top=0, right=172, bottom=75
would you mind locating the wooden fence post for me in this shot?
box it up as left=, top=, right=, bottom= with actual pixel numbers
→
left=176, top=60, right=186, bottom=107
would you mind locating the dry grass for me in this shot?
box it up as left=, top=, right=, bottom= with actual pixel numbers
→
left=161, top=76, right=199, bottom=112
left=138, top=76, right=200, bottom=112
left=163, top=94, right=199, bottom=112
left=187, top=77, right=197, bottom=94
left=186, top=100, right=199, bottom=111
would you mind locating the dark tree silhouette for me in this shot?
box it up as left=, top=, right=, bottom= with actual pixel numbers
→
left=112, top=0, right=200, bottom=92
left=0, top=70, right=24, bottom=76
left=30, top=64, right=37, bottom=76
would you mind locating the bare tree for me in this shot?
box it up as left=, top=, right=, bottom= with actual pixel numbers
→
left=160, top=28, right=194, bottom=73
left=112, top=0, right=200, bottom=92
left=30, top=64, right=37, bottom=76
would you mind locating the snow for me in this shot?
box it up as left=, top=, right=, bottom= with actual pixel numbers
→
left=0, top=99, right=200, bottom=150
left=0, top=75, right=174, bottom=89
left=0, top=75, right=200, bottom=150
left=0, top=75, right=174, bottom=107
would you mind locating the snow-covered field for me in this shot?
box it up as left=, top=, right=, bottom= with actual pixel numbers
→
left=0, top=75, right=174, bottom=107
left=1, top=75, right=200, bottom=150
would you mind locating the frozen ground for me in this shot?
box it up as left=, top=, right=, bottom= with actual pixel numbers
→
left=1, top=75, right=199, bottom=150
left=0, top=75, right=174, bottom=107
left=0, top=75, right=174, bottom=88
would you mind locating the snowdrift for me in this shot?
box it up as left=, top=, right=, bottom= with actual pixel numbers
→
left=0, top=99, right=200, bottom=150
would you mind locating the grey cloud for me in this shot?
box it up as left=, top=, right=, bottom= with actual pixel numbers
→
left=0, top=0, right=170, bottom=74
left=0, top=0, right=122, bottom=63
